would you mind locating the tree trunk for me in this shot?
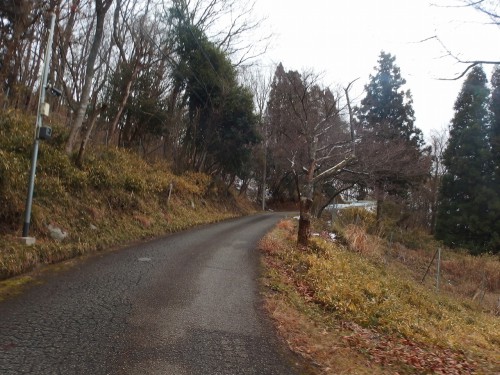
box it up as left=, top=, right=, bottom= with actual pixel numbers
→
left=56, top=0, right=82, bottom=113
left=75, top=104, right=106, bottom=168
left=375, top=180, right=384, bottom=227
left=239, top=178, right=249, bottom=196
left=298, top=197, right=313, bottom=246
left=430, top=168, right=440, bottom=234
left=261, top=143, right=267, bottom=210
left=65, top=0, right=112, bottom=154
left=0, top=2, right=33, bottom=102
left=108, top=0, right=142, bottom=143
left=316, top=184, right=354, bottom=218
left=108, top=62, right=140, bottom=142
left=298, top=159, right=315, bottom=246
left=226, top=174, right=236, bottom=196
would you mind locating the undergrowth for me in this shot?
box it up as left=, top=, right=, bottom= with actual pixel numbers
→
left=260, top=215, right=500, bottom=374
left=0, top=109, right=255, bottom=281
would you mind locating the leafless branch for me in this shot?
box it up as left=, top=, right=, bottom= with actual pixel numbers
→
left=421, top=35, right=500, bottom=80
left=341, top=168, right=370, bottom=177
left=312, top=156, right=355, bottom=183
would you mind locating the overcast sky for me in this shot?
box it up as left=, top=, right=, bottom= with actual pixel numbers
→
left=251, top=0, right=499, bottom=140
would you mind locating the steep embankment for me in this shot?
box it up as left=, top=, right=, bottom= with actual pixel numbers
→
left=0, top=110, right=254, bottom=281
left=260, top=218, right=500, bottom=374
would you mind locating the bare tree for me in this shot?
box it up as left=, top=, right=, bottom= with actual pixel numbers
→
left=74, top=40, right=113, bottom=167
left=0, top=1, right=46, bottom=107
left=106, top=0, right=160, bottom=143
left=169, top=0, right=270, bottom=66
left=65, top=0, right=113, bottom=154
left=463, top=0, right=499, bottom=25
left=427, top=0, right=499, bottom=80
left=267, top=64, right=353, bottom=245
left=427, top=34, right=500, bottom=80
left=354, top=129, right=431, bottom=225
left=428, top=126, right=448, bottom=233
left=240, top=65, right=272, bottom=209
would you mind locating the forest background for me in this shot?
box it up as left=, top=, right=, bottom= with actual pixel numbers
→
left=0, top=0, right=499, bottom=254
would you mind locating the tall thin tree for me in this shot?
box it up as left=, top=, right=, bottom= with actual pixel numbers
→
left=436, top=65, right=496, bottom=252
left=357, top=51, right=428, bottom=224
left=65, top=0, right=113, bottom=154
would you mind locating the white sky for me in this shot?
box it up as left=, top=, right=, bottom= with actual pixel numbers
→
left=252, top=0, right=499, bottom=141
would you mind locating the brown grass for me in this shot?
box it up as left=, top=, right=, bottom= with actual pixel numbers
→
left=343, top=224, right=384, bottom=259
left=264, top=297, right=385, bottom=375
left=133, top=214, right=153, bottom=228
left=277, top=219, right=295, bottom=232
left=336, top=210, right=500, bottom=315
left=0, top=110, right=259, bottom=299
left=260, top=219, right=500, bottom=374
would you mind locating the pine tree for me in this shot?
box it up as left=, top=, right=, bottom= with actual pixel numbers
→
left=489, top=66, right=500, bottom=250
left=491, top=66, right=500, bottom=186
left=358, top=51, right=423, bottom=147
left=357, top=51, right=429, bottom=224
left=436, top=66, right=497, bottom=253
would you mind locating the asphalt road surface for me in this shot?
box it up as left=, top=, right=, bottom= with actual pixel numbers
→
left=0, top=213, right=306, bottom=375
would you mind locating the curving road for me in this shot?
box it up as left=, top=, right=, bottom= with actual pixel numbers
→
left=0, top=213, right=305, bottom=375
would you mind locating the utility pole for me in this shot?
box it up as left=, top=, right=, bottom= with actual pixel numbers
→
left=21, top=12, right=56, bottom=243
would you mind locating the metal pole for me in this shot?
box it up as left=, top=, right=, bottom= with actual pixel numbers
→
left=421, top=247, right=439, bottom=283
left=22, top=12, right=56, bottom=238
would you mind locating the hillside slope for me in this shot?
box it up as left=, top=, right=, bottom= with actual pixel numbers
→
left=0, top=110, right=254, bottom=281
left=260, top=217, right=500, bottom=374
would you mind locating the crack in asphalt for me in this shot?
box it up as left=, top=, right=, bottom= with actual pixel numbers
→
left=0, top=213, right=305, bottom=375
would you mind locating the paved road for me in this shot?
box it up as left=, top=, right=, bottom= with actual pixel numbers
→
left=0, top=213, right=305, bottom=375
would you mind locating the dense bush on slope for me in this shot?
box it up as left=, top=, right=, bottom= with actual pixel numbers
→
left=260, top=214, right=499, bottom=374
left=0, top=110, right=253, bottom=280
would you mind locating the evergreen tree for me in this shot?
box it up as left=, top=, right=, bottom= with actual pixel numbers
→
left=169, top=9, right=258, bottom=175
left=356, top=51, right=429, bottom=224
left=489, top=66, right=500, bottom=250
left=436, top=66, right=497, bottom=253
left=358, top=51, right=423, bottom=147
left=213, top=84, right=260, bottom=178
left=491, top=66, right=500, bottom=186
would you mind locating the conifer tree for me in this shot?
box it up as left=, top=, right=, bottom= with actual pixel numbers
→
left=489, top=66, right=500, bottom=250
left=491, top=66, right=500, bottom=186
left=357, top=52, right=429, bottom=224
left=436, top=66, right=497, bottom=253
left=358, top=51, right=423, bottom=147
